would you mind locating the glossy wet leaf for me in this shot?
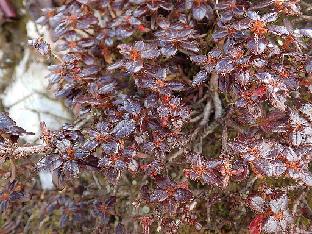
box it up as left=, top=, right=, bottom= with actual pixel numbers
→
left=112, top=119, right=136, bottom=138
left=150, top=189, right=168, bottom=202
left=174, top=188, right=192, bottom=202
left=215, top=59, right=234, bottom=74
left=37, top=154, right=62, bottom=172
left=63, top=160, right=80, bottom=177
left=192, top=70, right=208, bottom=86
left=250, top=196, right=266, bottom=213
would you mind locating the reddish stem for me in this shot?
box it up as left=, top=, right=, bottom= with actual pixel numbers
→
left=0, top=0, right=17, bottom=18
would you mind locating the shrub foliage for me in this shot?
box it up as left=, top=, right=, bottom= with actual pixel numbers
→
left=1, top=0, right=312, bottom=233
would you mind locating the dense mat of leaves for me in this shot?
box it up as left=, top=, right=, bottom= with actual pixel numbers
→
left=1, top=0, right=312, bottom=233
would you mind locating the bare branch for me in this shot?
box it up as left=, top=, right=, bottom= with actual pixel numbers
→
left=0, top=144, right=49, bottom=160
left=199, top=100, right=212, bottom=126
left=210, top=72, right=222, bottom=119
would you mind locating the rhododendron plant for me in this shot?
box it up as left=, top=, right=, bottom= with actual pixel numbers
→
left=0, top=0, right=311, bottom=233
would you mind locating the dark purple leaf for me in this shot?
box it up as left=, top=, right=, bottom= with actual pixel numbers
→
left=0, top=201, right=9, bottom=213
left=28, top=38, right=51, bottom=55
left=268, top=25, right=289, bottom=35
left=306, top=61, right=312, bottom=73
left=63, top=160, right=79, bottom=177
left=262, top=12, right=278, bottom=23
left=80, top=66, right=99, bottom=77
left=247, top=11, right=260, bottom=21
left=212, top=30, right=228, bottom=41
left=174, top=188, right=192, bottom=202
left=249, top=196, right=266, bottom=213
left=77, top=16, right=98, bottom=29
left=9, top=191, right=25, bottom=201
left=107, top=60, right=125, bottom=71
left=247, top=38, right=267, bottom=54
left=215, top=59, right=234, bottom=74
left=115, top=160, right=127, bottom=170
left=112, top=119, right=136, bottom=138
left=141, top=48, right=160, bottom=59
left=74, top=149, right=89, bottom=160
left=220, top=11, right=233, bottom=23
left=0, top=113, right=33, bottom=138
left=166, top=81, right=186, bottom=91
left=193, top=70, right=208, bottom=86
left=150, top=189, right=168, bottom=202
left=37, top=154, right=62, bottom=172
left=190, top=55, right=207, bottom=64
left=202, top=172, right=224, bottom=187
left=180, top=41, right=199, bottom=53
left=193, top=5, right=207, bottom=21
left=125, top=60, right=143, bottom=73
left=262, top=216, right=279, bottom=233
left=299, top=29, right=312, bottom=38
left=83, top=140, right=99, bottom=151
left=160, top=46, right=177, bottom=57
left=122, top=99, right=141, bottom=114
left=98, top=157, right=112, bottom=167
left=115, top=28, right=134, bottom=39
left=160, top=2, right=173, bottom=10
left=98, top=83, right=116, bottom=95
left=102, top=142, right=119, bottom=154
left=54, top=22, right=68, bottom=37
left=60, top=214, right=69, bottom=228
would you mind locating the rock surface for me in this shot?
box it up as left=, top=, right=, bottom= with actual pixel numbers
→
left=1, top=20, right=72, bottom=189
left=2, top=48, right=72, bottom=142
